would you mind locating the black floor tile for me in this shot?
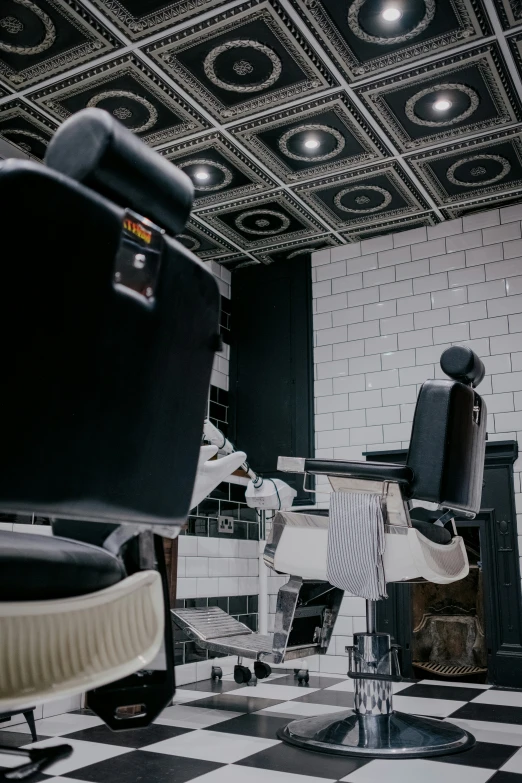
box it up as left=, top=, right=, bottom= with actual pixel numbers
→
left=399, top=684, right=486, bottom=702
left=487, top=774, right=522, bottom=782
left=0, top=730, right=49, bottom=748
left=184, top=694, right=283, bottom=713
left=265, top=675, right=346, bottom=689
left=432, top=741, right=519, bottom=769
left=65, top=749, right=224, bottom=783
left=63, top=723, right=192, bottom=748
left=450, top=702, right=522, bottom=725
left=178, top=679, right=242, bottom=694
left=236, top=741, right=370, bottom=779
left=292, top=690, right=354, bottom=708
left=207, top=713, right=290, bottom=740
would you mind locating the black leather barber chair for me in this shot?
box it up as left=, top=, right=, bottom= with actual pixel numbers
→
left=0, top=108, right=220, bottom=778
left=276, top=346, right=487, bottom=758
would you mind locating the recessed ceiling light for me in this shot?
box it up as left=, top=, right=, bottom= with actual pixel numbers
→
left=195, top=170, right=210, bottom=180
left=304, top=138, right=320, bottom=149
left=433, top=98, right=452, bottom=112
left=382, top=7, right=402, bottom=21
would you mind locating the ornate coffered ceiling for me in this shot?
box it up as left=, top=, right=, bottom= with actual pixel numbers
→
left=2, top=0, right=522, bottom=265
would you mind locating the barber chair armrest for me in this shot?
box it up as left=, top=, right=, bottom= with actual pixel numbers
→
left=277, top=457, right=413, bottom=488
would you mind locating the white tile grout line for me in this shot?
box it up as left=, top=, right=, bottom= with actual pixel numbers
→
left=2, top=0, right=522, bottom=239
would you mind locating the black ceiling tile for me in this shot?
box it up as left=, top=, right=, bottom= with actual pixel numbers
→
left=341, top=212, right=440, bottom=242
left=252, top=233, right=341, bottom=264
left=290, top=0, right=490, bottom=82
left=407, top=127, right=522, bottom=205
left=294, top=161, right=429, bottom=231
left=218, top=254, right=260, bottom=270
left=178, top=218, right=237, bottom=260
left=356, top=44, right=521, bottom=153
left=0, top=98, right=56, bottom=160
left=143, top=0, right=337, bottom=123
left=28, top=54, right=208, bottom=146
left=159, top=132, right=277, bottom=208
left=197, top=190, right=326, bottom=249
left=0, top=0, right=122, bottom=90
left=230, top=91, right=389, bottom=183
left=0, top=86, right=10, bottom=99
left=442, top=190, right=522, bottom=218
left=494, top=0, right=522, bottom=28
left=88, top=0, right=223, bottom=41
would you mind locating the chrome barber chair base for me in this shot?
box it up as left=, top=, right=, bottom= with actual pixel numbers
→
left=278, top=710, right=474, bottom=758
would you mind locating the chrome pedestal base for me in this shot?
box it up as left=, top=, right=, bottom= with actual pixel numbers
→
left=278, top=710, right=474, bottom=758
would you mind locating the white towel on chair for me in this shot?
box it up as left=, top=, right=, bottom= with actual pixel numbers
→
left=326, top=491, right=387, bottom=600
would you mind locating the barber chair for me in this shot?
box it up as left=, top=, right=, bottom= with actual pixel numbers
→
left=0, top=107, right=220, bottom=775
left=273, top=346, right=487, bottom=758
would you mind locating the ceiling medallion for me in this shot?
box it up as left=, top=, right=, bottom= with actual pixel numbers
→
left=405, top=83, right=479, bottom=127
left=256, top=219, right=270, bottom=227
left=233, top=60, right=254, bottom=76
left=355, top=195, right=371, bottom=204
left=446, top=154, right=511, bottom=187
left=334, top=185, right=392, bottom=213
left=2, top=128, right=48, bottom=149
left=177, top=234, right=200, bottom=252
left=0, top=16, right=23, bottom=34
left=177, top=158, right=233, bottom=192
left=204, top=40, right=282, bottom=93
left=87, top=91, right=158, bottom=133
left=279, top=124, right=346, bottom=162
left=0, top=0, right=56, bottom=54
left=113, top=107, right=132, bottom=120
left=347, top=0, right=435, bottom=45
left=235, top=209, right=291, bottom=235
left=471, top=166, right=486, bottom=176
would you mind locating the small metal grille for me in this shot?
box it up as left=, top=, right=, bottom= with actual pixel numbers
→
left=414, top=661, right=486, bottom=677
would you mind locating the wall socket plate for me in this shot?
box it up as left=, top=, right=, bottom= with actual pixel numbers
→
left=218, top=515, right=234, bottom=534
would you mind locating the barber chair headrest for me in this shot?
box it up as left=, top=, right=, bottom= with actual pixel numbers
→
left=45, top=108, right=194, bottom=237
left=440, top=345, right=485, bottom=388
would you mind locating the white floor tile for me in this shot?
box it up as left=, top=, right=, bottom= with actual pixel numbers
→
left=418, top=679, right=492, bottom=690
left=21, top=737, right=131, bottom=776
left=155, top=705, right=243, bottom=729
left=224, top=684, right=319, bottom=701
left=501, top=747, right=522, bottom=773
left=393, top=695, right=465, bottom=718
left=325, top=680, right=355, bottom=692
left=188, top=762, right=336, bottom=783
left=340, top=758, right=494, bottom=783
left=41, top=778, right=87, bottom=783
left=142, top=728, right=280, bottom=764
left=472, top=689, right=522, bottom=708
left=448, top=718, right=522, bottom=746
left=8, top=714, right=104, bottom=736
left=260, top=701, right=349, bottom=717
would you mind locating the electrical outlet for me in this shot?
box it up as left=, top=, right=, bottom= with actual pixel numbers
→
left=218, top=516, right=234, bottom=534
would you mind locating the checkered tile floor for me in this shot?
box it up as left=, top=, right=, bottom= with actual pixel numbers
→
left=2, top=673, right=522, bottom=783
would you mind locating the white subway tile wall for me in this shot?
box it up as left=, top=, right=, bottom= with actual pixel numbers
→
left=311, top=207, right=522, bottom=673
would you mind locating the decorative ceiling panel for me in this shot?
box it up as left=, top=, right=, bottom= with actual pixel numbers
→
left=143, top=0, right=336, bottom=123
left=230, top=92, right=389, bottom=183
left=1, top=0, right=522, bottom=263
left=294, top=161, right=429, bottom=230
left=407, top=127, right=522, bottom=205
left=177, top=218, right=237, bottom=260
left=441, top=188, right=522, bottom=217
left=28, top=54, right=208, bottom=145
left=0, top=0, right=122, bottom=90
left=88, top=0, right=222, bottom=41
left=197, top=190, right=326, bottom=249
left=0, top=98, right=56, bottom=160
left=252, top=232, right=341, bottom=263
left=291, top=0, right=490, bottom=82
left=356, top=44, right=521, bottom=152
left=159, top=131, right=277, bottom=208
left=341, top=212, right=440, bottom=242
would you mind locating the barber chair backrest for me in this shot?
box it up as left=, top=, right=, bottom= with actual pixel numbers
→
left=406, top=346, right=487, bottom=515
left=0, top=108, right=220, bottom=528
